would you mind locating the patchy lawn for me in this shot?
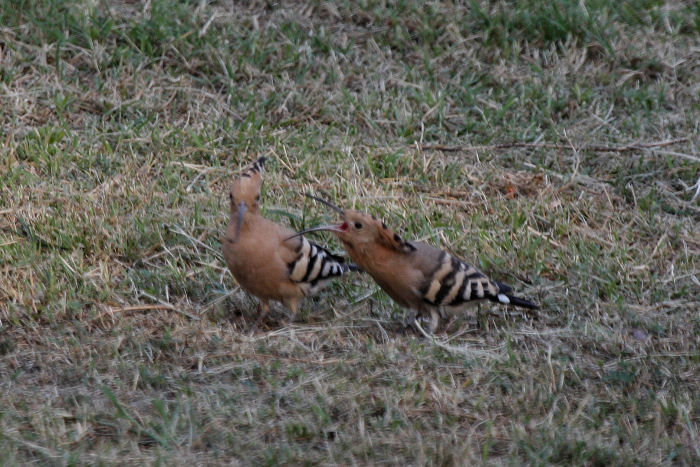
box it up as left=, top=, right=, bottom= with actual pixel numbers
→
left=0, top=0, right=698, bottom=464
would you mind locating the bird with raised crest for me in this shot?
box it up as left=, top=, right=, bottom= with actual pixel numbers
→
left=222, top=159, right=359, bottom=331
left=290, top=194, right=539, bottom=333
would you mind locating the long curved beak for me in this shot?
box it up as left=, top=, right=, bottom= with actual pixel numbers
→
left=285, top=193, right=347, bottom=241
left=284, top=224, right=346, bottom=241
left=234, top=201, right=247, bottom=242
left=305, top=193, right=344, bottom=214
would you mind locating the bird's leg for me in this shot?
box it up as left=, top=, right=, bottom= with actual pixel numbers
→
left=248, top=300, right=270, bottom=334
left=426, top=309, right=440, bottom=334
left=285, top=298, right=300, bottom=324
left=411, top=310, right=440, bottom=336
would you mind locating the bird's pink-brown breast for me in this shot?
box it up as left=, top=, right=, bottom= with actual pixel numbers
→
left=341, top=241, right=423, bottom=309
left=224, top=215, right=295, bottom=301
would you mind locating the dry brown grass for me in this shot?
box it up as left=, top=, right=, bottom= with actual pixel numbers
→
left=1, top=0, right=698, bottom=464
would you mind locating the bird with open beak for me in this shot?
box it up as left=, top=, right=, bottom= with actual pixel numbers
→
left=222, top=159, right=358, bottom=331
left=290, top=194, right=539, bottom=333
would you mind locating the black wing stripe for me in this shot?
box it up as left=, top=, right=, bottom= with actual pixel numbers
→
left=300, top=245, right=320, bottom=282
left=433, top=258, right=461, bottom=305
left=289, top=240, right=349, bottom=285
left=449, top=275, right=470, bottom=306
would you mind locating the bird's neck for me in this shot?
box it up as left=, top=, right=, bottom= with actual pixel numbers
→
left=342, top=240, right=392, bottom=272
left=231, top=208, right=260, bottom=231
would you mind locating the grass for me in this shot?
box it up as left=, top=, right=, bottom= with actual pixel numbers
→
left=0, top=0, right=698, bottom=464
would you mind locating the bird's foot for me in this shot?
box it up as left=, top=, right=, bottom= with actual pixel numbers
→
left=410, top=311, right=440, bottom=337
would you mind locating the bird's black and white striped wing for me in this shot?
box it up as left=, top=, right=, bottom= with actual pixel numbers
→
left=420, top=251, right=538, bottom=309
left=287, top=236, right=353, bottom=295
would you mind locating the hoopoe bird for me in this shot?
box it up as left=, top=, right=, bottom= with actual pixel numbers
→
left=292, top=194, right=539, bottom=333
left=222, top=159, right=358, bottom=330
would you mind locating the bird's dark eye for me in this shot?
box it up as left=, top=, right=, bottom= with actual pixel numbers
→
left=354, top=222, right=363, bottom=229
left=256, top=194, right=260, bottom=201
left=229, top=193, right=234, bottom=201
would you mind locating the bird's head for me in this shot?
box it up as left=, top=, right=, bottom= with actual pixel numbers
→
left=228, top=156, right=266, bottom=241
left=288, top=194, right=415, bottom=255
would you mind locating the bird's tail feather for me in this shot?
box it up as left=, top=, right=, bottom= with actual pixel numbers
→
left=504, top=294, right=539, bottom=310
